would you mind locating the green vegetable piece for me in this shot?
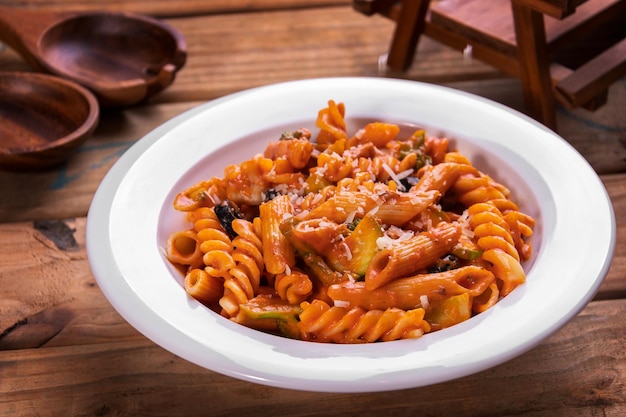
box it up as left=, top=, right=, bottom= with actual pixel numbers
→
left=239, top=295, right=302, bottom=322
left=277, top=319, right=302, bottom=340
left=425, top=293, right=472, bottom=329
left=306, top=171, right=332, bottom=193
left=279, top=129, right=305, bottom=140
left=344, top=212, right=383, bottom=276
left=279, top=217, right=345, bottom=286
left=347, top=217, right=361, bottom=231
left=451, top=242, right=483, bottom=260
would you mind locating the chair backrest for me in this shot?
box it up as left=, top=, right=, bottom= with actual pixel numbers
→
left=353, top=0, right=626, bottom=130
left=518, top=0, right=588, bottom=18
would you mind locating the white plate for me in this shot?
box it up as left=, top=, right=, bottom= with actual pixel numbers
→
left=87, top=77, right=615, bottom=393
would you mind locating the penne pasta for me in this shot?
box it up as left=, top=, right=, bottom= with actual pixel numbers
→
left=259, top=195, right=296, bottom=275
left=305, top=188, right=440, bottom=226
left=365, top=222, right=462, bottom=290
left=328, top=265, right=495, bottom=311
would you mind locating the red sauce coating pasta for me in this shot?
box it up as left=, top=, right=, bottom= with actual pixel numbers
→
left=165, top=100, right=535, bottom=343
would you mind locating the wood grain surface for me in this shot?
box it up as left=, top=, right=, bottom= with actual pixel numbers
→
left=1, top=1, right=625, bottom=416
left=0, top=172, right=624, bottom=349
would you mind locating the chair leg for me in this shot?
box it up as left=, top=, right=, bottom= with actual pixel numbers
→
left=386, top=0, right=431, bottom=72
left=511, top=0, right=557, bottom=130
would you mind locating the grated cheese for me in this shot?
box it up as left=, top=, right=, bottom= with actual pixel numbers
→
left=381, top=162, right=406, bottom=191
left=204, top=191, right=220, bottom=205
left=342, top=241, right=353, bottom=260
left=334, top=300, right=350, bottom=308
left=396, top=168, right=414, bottom=180
left=376, top=227, right=414, bottom=250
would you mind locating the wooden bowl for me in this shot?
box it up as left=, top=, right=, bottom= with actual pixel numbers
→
left=0, top=7, right=187, bottom=107
left=0, top=72, right=99, bottom=171
left=37, top=12, right=187, bottom=107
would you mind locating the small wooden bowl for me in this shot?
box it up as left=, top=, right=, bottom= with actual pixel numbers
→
left=0, top=72, right=99, bottom=171
left=0, top=7, right=187, bottom=107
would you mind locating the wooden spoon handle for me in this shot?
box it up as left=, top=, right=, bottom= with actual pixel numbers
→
left=0, top=6, right=71, bottom=71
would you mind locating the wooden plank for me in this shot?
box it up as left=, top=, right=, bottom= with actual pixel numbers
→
left=0, top=101, right=199, bottom=223
left=3, top=0, right=352, bottom=16
left=0, top=9, right=623, bottom=223
left=386, top=0, right=431, bottom=72
left=0, top=218, right=143, bottom=350
left=513, top=0, right=558, bottom=128
left=556, top=37, right=626, bottom=108
left=0, top=6, right=501, bottom=103
left=555, top=78, right=626, bottom=175
left=422, top=22, right=522, bottom=77
left=544, top=0, right=625, bottom=52
left=430, top=0, right=518, bottom=56
left=449, top=77, right=626, bottom=176
left=428, top=0, right=623, bottom=61
left=1, top=179, right=624, bottom=350
left=0, top=299, right=624, bottom=416
left=353, top=0, right=399, bottom=15
left=0, top=77, right=625, bottom=224
left=515, top=0, right=588, bottom=19
left=0, top=5, right=496, bottom=223
left=150, top=6, right=500, bottom=105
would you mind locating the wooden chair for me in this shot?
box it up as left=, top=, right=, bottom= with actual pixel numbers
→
left=353, top=0, right=626, bottom=130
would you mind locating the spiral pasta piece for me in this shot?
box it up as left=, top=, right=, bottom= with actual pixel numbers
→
left=224, top=155, right=274, bottom=206
left=353, top=122, right=400, bottom=147
left=219, top=219, right=265, bottom=317
left=468, top=202, right=519, bottom=261
left=492, top=199, right=535, bottom=261
left=173, top=177, right=226, bottom=211
left=184, top=268, right=224, bottom=306
left=453, top=172, right=510, bottom=207
left=192, top=208, right=232, bottom=252
left=315, top=100, right=347, bottom=144
left=466, top=202, right=530, bottom=296
left=191, top=208, right=235, bottom=279
left=317, top=152, right=353, bottom=183
left=482, top=249, right=526, bottom=297
left=274, top=268, right=313, bottom=305
left=472, top=282, right=500, bottom=313
left=165, top=229, right=203, bottom=269
left=298, top=300, right=430, bottom=343
left=263, top=131, right=313, bottom=170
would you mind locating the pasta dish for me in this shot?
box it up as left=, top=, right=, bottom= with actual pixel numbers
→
left=164, top=100, right=535, bottom=343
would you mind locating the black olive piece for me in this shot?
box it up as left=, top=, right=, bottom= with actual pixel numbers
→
left=398, top=176, right=420, bottom=192
left=428, top=254, right=460, bottom=273
left=214, top=200, right=244, bottom=239
left=263, top=188, right=281, bottom=202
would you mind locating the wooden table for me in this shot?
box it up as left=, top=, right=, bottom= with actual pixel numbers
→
left=1, top=1, right=625, bottom=415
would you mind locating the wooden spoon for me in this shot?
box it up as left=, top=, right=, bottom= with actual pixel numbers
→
left=0, top=6, right=187, bottom=107
left=0, top=72, right=99, bottom=171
